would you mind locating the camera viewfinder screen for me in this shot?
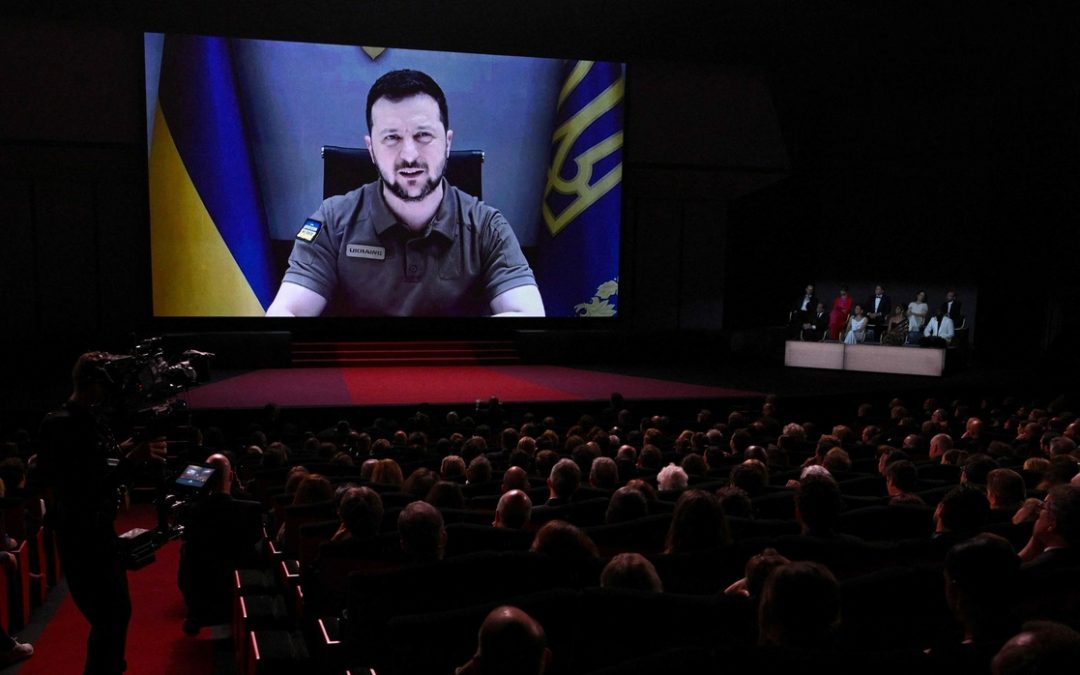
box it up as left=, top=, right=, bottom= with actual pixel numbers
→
left=175, top=465, right=215, bottom=489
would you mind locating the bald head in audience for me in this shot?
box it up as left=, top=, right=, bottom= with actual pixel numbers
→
left=502, top=466, right=530, bottom=493
left=993, top=621, right=1080, bottom=675
left=495, top=489, right=532, bottom=530
left=205, top=453, right=233, bottom=494
left=455, top=606, right=551, bottom=675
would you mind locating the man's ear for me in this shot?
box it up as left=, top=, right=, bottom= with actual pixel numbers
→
left=365, top=135, right=374, bottom=162
left=446, top=128, right=453, bottom=156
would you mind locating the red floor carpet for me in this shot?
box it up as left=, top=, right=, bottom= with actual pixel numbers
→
left=182, top=364, right=762, bottom=409
left=19, top=506, right=218, bottom=675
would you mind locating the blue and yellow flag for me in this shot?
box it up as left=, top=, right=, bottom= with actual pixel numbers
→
left=149, top=35, right=276, bottom=316
left=536, top=61, right=624, bottom=317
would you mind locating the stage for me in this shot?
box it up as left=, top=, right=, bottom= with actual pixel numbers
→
left=181, top=364, right=765, bottom=410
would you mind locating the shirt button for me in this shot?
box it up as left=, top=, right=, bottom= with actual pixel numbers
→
left=409, top=265, right=418, bottom=273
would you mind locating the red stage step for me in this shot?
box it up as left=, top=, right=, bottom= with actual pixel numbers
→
left=291, top=340, right=521, bottom=367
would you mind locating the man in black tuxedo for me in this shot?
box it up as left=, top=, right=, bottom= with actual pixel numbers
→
left=800, top=302, right=829, bottom=342
left=789, top=284, right=818, bottom=337
left=178, top=453, right=264, bottom=634
left=940, top=289, right=964, bottom=324
left=865, top=284, right=892, bottom=341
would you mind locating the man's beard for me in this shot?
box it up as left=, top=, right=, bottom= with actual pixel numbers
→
left=381, top=158, right=446, bottom=203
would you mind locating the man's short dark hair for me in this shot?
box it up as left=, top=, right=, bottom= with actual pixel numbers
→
left=638, top=445, right=663, bottom=471
left=962, top=453, right=1000, bottom=486
left=715, top=485, right=753, bottom=519
left=885, top=459, right=919, bottom=493
left=1046, top=484, right=1080, bottom=546
left=549, top=458, right=581, bottom=499
left=398, top=501, right=445, bottom=562
left=730, top=463, right=766, bottom=498
left=366, top=69, right=449, bottom=133
left=1045, top=456, right=1080, bottom=487
left=589, top=456, right=619, bottom=490
left=938, top=484, right=990, bottom=534
left=987, top=468, right=1026, bottom=509
left=468, top=455, right=494, bottom=484
left=945, top=533, right=1019, bottom=632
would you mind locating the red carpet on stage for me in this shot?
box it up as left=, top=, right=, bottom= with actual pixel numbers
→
left=20, top=506, right=217, bottom=675
left=182, top=365, right=761, bottom=409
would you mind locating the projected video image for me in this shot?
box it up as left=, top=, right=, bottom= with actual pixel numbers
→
left=145, top=34, right=624, bottom=318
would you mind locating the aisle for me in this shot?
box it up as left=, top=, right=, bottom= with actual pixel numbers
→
left=17, top=505, right=225, bottom=675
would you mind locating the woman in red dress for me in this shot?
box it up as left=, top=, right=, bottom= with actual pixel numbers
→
left=828, top=286, right=854, bottom=340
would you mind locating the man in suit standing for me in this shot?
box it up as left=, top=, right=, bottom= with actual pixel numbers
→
left=940, top=289, right=964, bottom=324
left=789, top=284, right=818, bottom=337
left=178, top=453, right=264, bottom=634
left=865, top=284, right=892, bottom=342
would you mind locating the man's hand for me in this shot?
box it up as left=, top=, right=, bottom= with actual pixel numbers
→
left=1013, top=497, right=1043, bottom=525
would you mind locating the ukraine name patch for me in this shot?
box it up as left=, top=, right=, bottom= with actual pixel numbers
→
left=296, top=219, right=322, bottom=242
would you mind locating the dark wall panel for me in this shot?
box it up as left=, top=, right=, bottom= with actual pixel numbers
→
left=34, top=179, right=101, bottom=339
left=678, top=202, right=726, bottom=330
left=630, top=199, right=682, bottom=330
left=1, top=180, right=38, bottom=339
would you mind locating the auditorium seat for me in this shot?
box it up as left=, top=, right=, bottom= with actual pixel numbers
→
left=584, top=513, right=672, bottom=555
left=837, top=504, right=934, bottom=541
left=443, top=522, right=534, bottom=556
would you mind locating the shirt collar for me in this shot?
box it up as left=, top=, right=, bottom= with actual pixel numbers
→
left=369, top=179, right=457, bottom=241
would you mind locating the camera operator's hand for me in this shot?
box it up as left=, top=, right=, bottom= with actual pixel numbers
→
left=121, top=436, right=168, bottom=463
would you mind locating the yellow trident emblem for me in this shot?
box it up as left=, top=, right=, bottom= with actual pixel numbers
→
left=542, top=62, right=624, bottom=236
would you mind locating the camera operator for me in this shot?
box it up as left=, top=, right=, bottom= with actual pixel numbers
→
left=177, top=453, right=263, bottom=635
left=36, top=352, right=167, bottom=675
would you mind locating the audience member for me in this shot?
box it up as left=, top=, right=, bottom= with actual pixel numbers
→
left=757, top=561, right=841, bottom=648
left=795, top=474, right=844, bottom=538
left=605, top=486, right=649, bottom=524
left=545, top=458, right=580, bottom=506
left=426, top=481, right=466, bottom=509
left=530, top=520, right=598, bottom=561
left=455, top=606, right=551, bottom=675
left=600, top=553, right=663, bottom=593
left=178, top=453, right=263, bottom=634
left=1018, top=485, right=1080, bottom=571
left=992, top=621, right=1080, bottom=675
left=664, top=489, right=729, bottom=554
left=494, top=490, right=532, bottom=530
left=657, top=463, right=689, bottom=493
left=398, top=501, right=446, bottom=563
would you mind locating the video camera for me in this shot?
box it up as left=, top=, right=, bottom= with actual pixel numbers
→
left=122, top=463, right=218, bottom=570
left=92, top=337, right=212, bottom=418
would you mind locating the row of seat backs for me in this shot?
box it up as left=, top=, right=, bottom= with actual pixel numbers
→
left=383, top=586, right=754, bottom=675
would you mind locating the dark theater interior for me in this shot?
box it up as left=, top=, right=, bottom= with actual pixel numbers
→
left=2, top=2, right=1080, bottom=673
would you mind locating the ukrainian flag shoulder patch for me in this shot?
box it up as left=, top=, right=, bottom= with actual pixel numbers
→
left=297, top=219, right=322, bottom=242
